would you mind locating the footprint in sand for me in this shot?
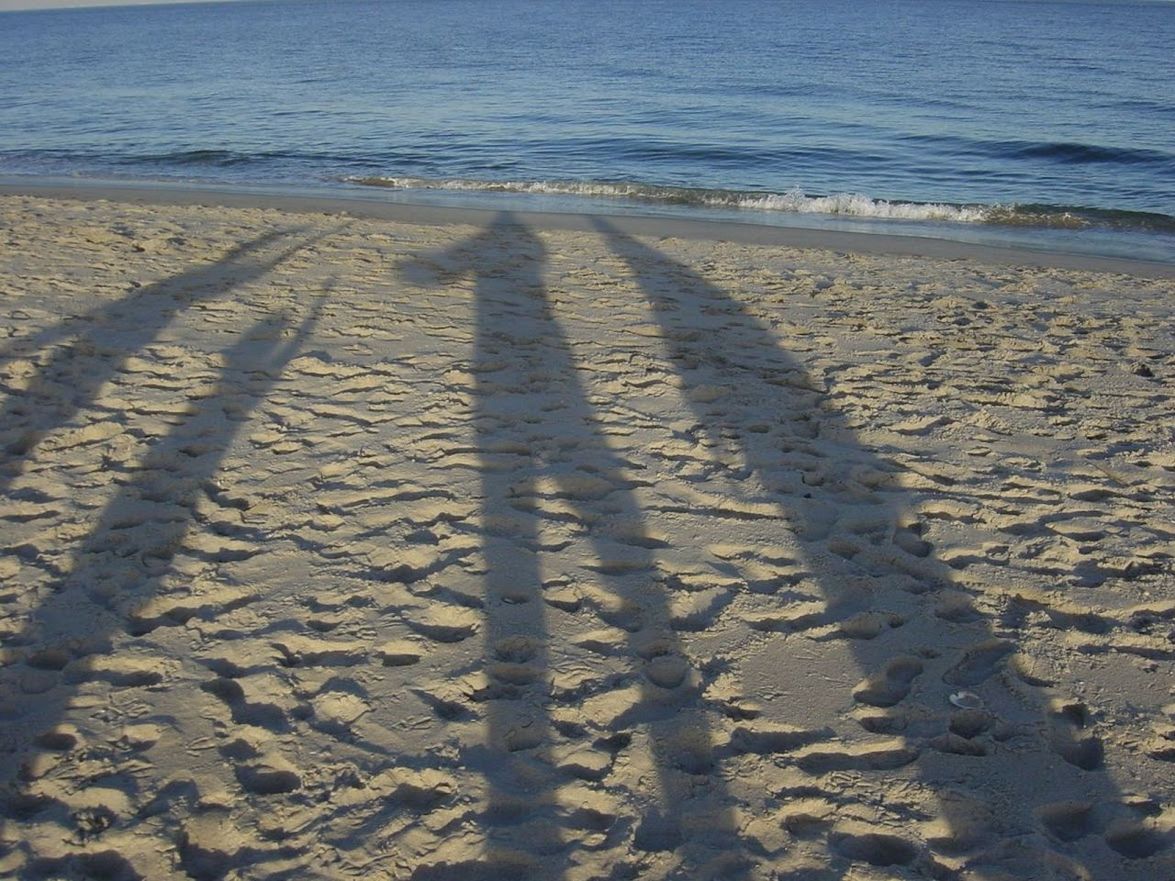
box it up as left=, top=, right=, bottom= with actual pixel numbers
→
left=1048, top=700, right=1105, bottom=771
left=852, top=655, right=924, bottom=708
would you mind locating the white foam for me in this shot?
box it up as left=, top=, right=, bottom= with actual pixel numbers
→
left=347, top=176, right=993, bottom=224
left=724, top=189, right=989, bottom=223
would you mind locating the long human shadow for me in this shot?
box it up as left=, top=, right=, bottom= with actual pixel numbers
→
left=401, top=214, right=744, bottom=879
left=592, top=219, right=1147, bottom=878
left=0, top=228, right=314, bottom=498
left=0, top=297, right=324, bottom=838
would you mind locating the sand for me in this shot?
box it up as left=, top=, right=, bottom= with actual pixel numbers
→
left=0, top=190, right=1172, bottom=881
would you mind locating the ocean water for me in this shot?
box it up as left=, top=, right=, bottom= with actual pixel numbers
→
left=1, top=0, right=1173, bottom=259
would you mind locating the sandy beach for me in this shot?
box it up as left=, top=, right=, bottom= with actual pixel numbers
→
left=1, top=190, right=1172, bottom=881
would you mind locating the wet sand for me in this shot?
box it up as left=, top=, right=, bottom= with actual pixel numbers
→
left=1, top=191, right=1172, bottom=880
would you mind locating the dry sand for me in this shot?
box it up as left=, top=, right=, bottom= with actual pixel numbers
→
left=0, top=192, right=1172, bottom=881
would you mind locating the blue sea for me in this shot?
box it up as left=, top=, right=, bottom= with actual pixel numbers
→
left=1, top=0, right=1173, bottom=260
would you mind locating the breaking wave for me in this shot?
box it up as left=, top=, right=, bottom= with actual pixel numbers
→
left=344, top=176, right=1175, bottom=233
left=347, top=176, right=988, bottom=222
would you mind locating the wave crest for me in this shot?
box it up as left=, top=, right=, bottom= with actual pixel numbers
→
left=346, top=176, right=992, bottom=223
left=345, top=176, right=1175, bottom=233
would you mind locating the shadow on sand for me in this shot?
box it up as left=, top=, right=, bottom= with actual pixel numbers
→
left=591, top=217, right=1151, bottom=879
left=399, top=212, right=1154, bottom=880
left=2, top=211, right=1156, bottom=880
left=402, top=214, right=745, bottom=880
left=0, top=229, right=313, bottom=497
left=0, top=233, right=328, bottom=873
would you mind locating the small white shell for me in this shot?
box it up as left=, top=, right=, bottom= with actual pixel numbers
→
left=949, top=690, right=984, bottom=710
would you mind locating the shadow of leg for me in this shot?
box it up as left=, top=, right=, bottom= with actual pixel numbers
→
left=0, top=298, right=324, bottom=873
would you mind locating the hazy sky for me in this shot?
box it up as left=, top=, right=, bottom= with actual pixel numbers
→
left=0, top=0, right=243, bottom=10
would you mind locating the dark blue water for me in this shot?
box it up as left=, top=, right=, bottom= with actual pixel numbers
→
left=2, top=0, right=1173, bottom=257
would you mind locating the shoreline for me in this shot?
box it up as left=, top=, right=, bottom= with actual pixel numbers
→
left=3, top=177, right=1173, bottom=279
